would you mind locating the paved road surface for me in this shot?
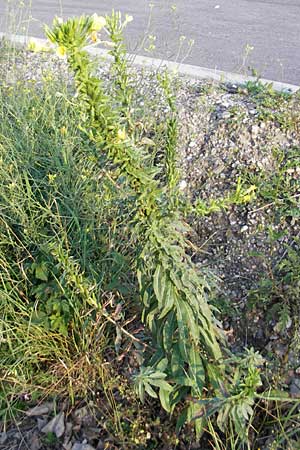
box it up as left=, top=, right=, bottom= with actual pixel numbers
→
left=1, top=0, right=299, bottom=84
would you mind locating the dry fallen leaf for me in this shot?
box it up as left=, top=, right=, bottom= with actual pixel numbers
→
left=26, top=404, right=50, bottom=416
left=41, top=412, right=65, bottom=438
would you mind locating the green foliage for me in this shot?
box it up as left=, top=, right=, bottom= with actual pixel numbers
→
left=45, top=14, right=226, bottom=434
left=0, top=74, right=135, bottom=408
left=248, top=240, right=300, bottom=334
left=241, top=79, right=300, bottom=130
left=246, top=146, right=300, bottom=219
left=192, top=178, right=257, bottom=216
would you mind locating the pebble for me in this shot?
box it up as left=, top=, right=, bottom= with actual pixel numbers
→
left=290, top=378, right=300, bottom=397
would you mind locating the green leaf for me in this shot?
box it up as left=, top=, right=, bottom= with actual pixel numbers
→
left=162, top=311, right=176, bottom=352
left=153, top=264, right=166, bottom=308
left=144, top=382, right=158, bottom=398
left=35, top=262, right=49, bottom=281
left=148, top=379, right=173, bottom=392
left=175, top=408, right=187, bottom=434
left=217, top=403, right=231, bottom=431
left=159, top=388, right=171, bottom=412
left=188, top=346, right=205, bottom=392
left=171, top=344, right=185, bottom=378
left=187, top=402, right=205, bottom=440
left=158, top=281, right=175, bottom=319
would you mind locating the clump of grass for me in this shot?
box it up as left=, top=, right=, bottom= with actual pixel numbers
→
left=0, top=75, right=138, bottom=412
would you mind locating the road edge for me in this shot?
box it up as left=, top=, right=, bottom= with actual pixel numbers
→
left=1, top=32, right=299, bottom=93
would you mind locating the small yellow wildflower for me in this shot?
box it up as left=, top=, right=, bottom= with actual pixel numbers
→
left=55, top=16, right=63, bottom=25
left=91, top=13, right=106, bottom=32
left=48, top=173, right=57, bottom=182
left=116, top=128, right=127, bottom=142
left=60, top=126, right=67, bottom=136
left=27, top=38, right=49, bottom=53
left=124, top=14, right=133, bottom=24
left=90, top=31, right=98, bottom=43
left=56, top=45, right=67, bottom=58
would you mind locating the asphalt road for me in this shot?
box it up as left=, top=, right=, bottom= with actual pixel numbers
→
left=1, top=0, right=299, bottom=84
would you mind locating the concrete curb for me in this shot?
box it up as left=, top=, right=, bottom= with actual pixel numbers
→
left=1, top=32, right=299, bottom=94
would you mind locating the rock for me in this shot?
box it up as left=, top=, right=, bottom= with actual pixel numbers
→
left=290, top=378, right=300, bottom=397
left=179, top=179, right=187, bottom=190
left=41, top=412, right=65, bottom=438
left=251, top=125, right=260, bottom=137
left=0, top=432, right=7, bottom=445
left=37, top=417, right=48, bottom=430
left=72, top=442, right=96, bottom=450
left=30, top=432, right=42, bottom=450
left=221, top=111, right=231, bottom=120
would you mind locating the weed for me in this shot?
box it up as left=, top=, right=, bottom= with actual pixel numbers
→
left=241, top=79, right=300, bottom=131
left=45, top=15, right=226, bottom=437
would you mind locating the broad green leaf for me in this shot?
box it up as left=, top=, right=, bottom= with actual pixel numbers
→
left=171, top=344, right=184, bottom=378
left=187, top=402, right=205, bottom=440
left=148, top=371, right=167, bottom=379
left=217, top=403, right=231, bottom=431
left=156, top=357, right=169, bottom=372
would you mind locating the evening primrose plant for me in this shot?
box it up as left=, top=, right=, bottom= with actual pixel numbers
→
left=43, top=12, right=275, bottom=441
left=45, top=12, right=226, bottom=433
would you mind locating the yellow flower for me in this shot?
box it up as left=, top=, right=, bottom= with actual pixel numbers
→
left=48, top=173, right=57, bottom=182
left=60, top=126, right=67, bottom=136
left=91, top=13, right=106, bottom=32
left=55, top=16, right=63, bottom=25
left=124, top=14, right=133, bottom=24
left=90, top=31, right=98, bottom=43
left=27, top=38, right=49, bottom=53
left=116, top=128, right=127, bottom=142
left=56, top=45, right=67, bottom=58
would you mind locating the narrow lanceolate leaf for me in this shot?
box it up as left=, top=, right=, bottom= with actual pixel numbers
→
left=162, top=311, right=177, bottom=353
left=153, top=264, right=166, bottom=308
left=159, top=388, right=171, bottom=412
left=188, top=346, right=205, bottom=392
left=158, top=280, right=175, bottom=319
left=180, top=301, right=200, bottom=342
left=144, top=382, right=158, bottom=399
